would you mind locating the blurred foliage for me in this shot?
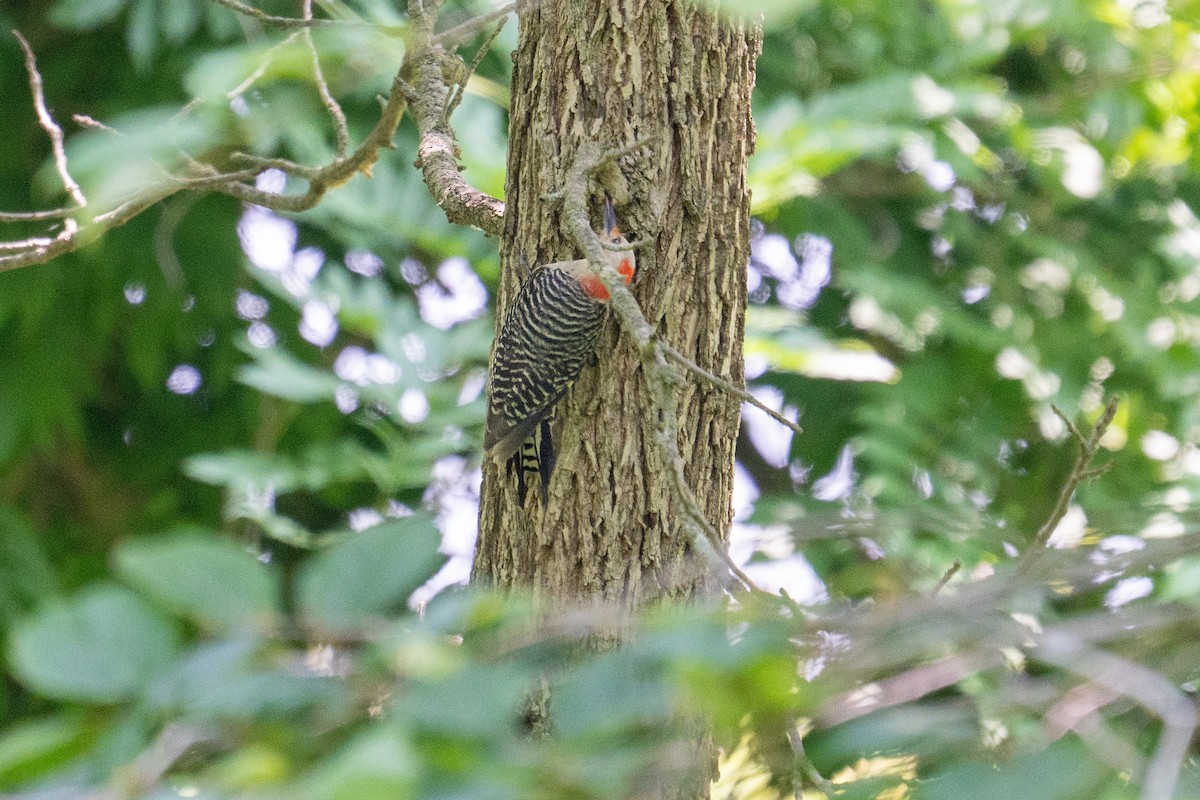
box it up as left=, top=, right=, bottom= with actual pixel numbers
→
left=1, top=0, right=1200, bottom=798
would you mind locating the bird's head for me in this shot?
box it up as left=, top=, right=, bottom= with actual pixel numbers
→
left=602, top=195, right=636, bottom=284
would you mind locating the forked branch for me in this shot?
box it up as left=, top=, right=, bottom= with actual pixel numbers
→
left=1017, top=396, right=1119, bottom=574
left=400, top=0, right=506, bottom=236
left=1, top=2, right=513, bottom=271
left=555, top=140, right=759, bottom=594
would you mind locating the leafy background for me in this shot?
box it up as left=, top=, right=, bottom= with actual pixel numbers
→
left=1, top=0, right=1199, bottom=797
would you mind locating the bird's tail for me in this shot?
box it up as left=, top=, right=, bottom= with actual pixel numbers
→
left=505, top=416, right=557, bottom=505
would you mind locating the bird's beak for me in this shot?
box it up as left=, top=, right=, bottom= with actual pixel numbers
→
left=603, top=194, right=619, bottom=238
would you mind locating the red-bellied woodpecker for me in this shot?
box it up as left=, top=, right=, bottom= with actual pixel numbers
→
left=485, top=197, right=636, bottom=503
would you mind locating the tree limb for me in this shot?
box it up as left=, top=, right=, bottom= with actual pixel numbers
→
left=661, top=341, right=803, bottom=438
left=0, top=39, right=413, bottom=271
left=2, top=0, right=516, bottom=270
left=401, top=1, right=506, bottom=236
left=555, top=140, right=758, bottom=595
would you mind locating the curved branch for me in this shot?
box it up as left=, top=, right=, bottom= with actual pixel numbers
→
left=302, top=0, right=350, bottom=156
left=433, top=2, right=519, bottom=47
left=2, top=2, right=513, bottom=271
left=401, top=1, right=506, bottom=237
left=556, top=140, right=757, bottom=594
left=0, top=54, right=411, bottom=271
left=1038, top=631, right=1197, bottom=800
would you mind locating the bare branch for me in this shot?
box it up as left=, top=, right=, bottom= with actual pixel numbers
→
left=787, top=724, right=837, bottom=798
left=402, top=1, right=506, bottom=236
left=0, top=208, right=74, bottom=222
left=210, top=0, right=329, bottom=28
left=817, top=653, right=996, bottom=727
left=929, top=559, right=961, bottom=597
left=441, top=16, right=508, bottom=123
left=227, top=30, right=305, bottom=101
left=1017, top=396, right=1119, bottom=575
left=1037, top=632, right=1197, bottom=800
left=556, top=140, right=758, bottom=595
left=72, top=113, right=117, bottom=132
left=229, top=152, right=322, bottom=180
left=0, top=193, right=162, bottom=272
left=12, top=30, right=86, bottom=208
left=303, top=0, right=350, bottom=157
left=1051, top=403, right=1084, bottom=445
left=1, top=54, right=410, bottom=271
left=661, top=341, right=803, bottom=438
left=433, top=2, right=519, bottom=47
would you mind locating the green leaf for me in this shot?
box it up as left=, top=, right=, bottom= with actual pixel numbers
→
left=160, top=0, right=201, bottom=44
left=125, top=0, right=158, bottom=73
left=8, top=585, right=179, bottom=703
left=115, top=530, right=280, bottom=629
left=305, top=726, right=417, bottom=800
left=296, top=517, right=444, bottom=631
left=913, top=738, right=1110, bottom=800
left=184, top=441, right=389, bottom=494
left=237, top=346, right=343, bottom=403
left=50, top=0, right=127, bottom=29
left=403, top=663, right=531, bottom=739
left=150, top=638, right=348, bottom=719
left=554, top=654, right=674, bottom=740
left=0, top=714, right=90, bottom=790
left=0, top=508, right=57, bottom=627
left=1161, top=556, right=1200, bottom=604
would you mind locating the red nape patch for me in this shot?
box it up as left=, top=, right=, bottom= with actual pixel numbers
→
left=579, top=274, right=611, bottom=300
left=619, top=259, right=634, bottom=283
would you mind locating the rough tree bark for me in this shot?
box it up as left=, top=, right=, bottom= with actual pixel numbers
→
left=474, top=0, right=759, bottom=609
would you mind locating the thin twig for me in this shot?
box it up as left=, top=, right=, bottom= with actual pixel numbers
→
left=929, top=559, right=961, bottom=597
left=1, top=60, right=411, bottom=270
left=433, top=1, right=519, bottom=47
left=302, top=0, right=350, bottom=157
left=661, top=342, right=803, bottom=438
left=1017, top=397, right=1119, bottom=575
left=557, top=140, right=759, bottom=595
left=0, top=208, right=74, bottom=222
left=229, top=152, right=321, bottom=180
left=153, top=193, right=199, bottom=287
left=227, top=29, right=305, bottom=101
left=442, top=16, right=508, bottom=123
left=72, top=113, right=116, bottom=132
left=210, top=0, right=329, bottom=28
left=12, top=30, right=86, bottom=208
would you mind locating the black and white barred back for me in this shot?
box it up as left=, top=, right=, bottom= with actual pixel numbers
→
left=484, top=263, right=610, bottom=501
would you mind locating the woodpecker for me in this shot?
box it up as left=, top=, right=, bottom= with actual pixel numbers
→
left=485, top=197, right=636, bottom=503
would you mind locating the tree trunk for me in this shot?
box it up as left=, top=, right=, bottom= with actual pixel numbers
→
left=473, top=4, right=758, bottom=797
left=475, top=1, right=758, bottom=611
